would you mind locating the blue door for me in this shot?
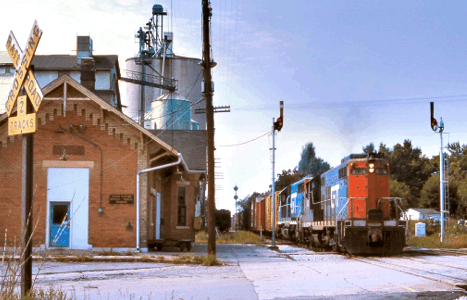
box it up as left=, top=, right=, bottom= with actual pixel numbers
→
left=50, top=202, right=70, bottom=247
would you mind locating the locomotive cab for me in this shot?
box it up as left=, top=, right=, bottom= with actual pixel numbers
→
left=341, top=152, right=406, bottom=255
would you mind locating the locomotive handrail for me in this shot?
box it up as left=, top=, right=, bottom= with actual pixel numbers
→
left=335, top=197, right=368, bottom=226
left=336, top=198, right=350, bottom=221
left=377, top=197, right=409, bottom=235
left=377, top=197, right=408, bottom=220
left=279, top=203, right=291, bottom=222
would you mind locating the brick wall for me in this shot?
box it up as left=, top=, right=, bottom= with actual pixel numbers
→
left=0, top=100, right=143, bottom=248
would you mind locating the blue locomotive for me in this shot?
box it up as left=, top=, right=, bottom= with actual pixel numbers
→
left=275, top=153, right=407, bottom=255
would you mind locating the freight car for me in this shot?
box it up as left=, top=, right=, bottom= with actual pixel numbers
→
left=215, top=209, right=231, bottom=232
left=270, top=152, right=407, bottom=255
left=251, top=197, right=266, bottom=232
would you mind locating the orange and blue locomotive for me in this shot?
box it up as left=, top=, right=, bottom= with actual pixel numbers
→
left=276, top=152, right=407, bottom=255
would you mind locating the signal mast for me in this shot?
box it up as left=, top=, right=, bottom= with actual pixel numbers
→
left=430, top=102, right=446, bottom=242
left=271, top=101, right=284, bottom=249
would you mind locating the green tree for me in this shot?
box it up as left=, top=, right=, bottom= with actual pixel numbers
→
left=362, top=142, right=391, bottom=156
left=297, top=142, right=330, bottom=177
left=419, top=175, right=459, bottom=215
left=275, top=168, right=302, bottom=191
left=389, top=139, right=431, bottom=205
left=236, top=192, right=262, bottom=212
left=390, top=179, right=412, bottom=207
left=362, top=142, right=375, bottom=154
left=447, top=142, right=467, bottom=216
left=419, top=175, right=440, bottom=209
left=378, top=142, right=391, bottom=157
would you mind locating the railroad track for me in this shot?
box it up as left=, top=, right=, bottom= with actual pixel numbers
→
left=401, top=256, right=467, bottom=272
left=405, top=247, right=467, bottom=256
left=352, top=255, right=467, bottom=290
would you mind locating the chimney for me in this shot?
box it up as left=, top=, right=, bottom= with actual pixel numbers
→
left=77, top=36, right=93, bottom=64
left=80, top=57, right=95, bottom=91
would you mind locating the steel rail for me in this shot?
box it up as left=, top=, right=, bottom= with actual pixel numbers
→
left=352, top=256, right=467, bottom=289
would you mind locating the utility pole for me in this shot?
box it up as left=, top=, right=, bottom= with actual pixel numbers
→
left=430, top=102, right=446, bottom=242
left=271, top=101, right=284, bottom=250
left=202, top=0, right=216, bottom=255
left=234, top=185, right=238, bottom=231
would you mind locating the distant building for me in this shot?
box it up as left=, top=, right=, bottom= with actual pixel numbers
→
left=0, top=51, right=15, bottom=114
left=0, top=36, right=121, bottom=112
left=406, top=208, right=441, bottom=221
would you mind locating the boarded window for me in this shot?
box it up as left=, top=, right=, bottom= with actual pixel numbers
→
left=53, top=145, right=85, bottom=156
left=177, top=187, right=187, bottom=226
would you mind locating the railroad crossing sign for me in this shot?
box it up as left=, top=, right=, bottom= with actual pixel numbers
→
left=8, top=95, right=36, bottom=135
left=5, top=20, right=43, bottom=136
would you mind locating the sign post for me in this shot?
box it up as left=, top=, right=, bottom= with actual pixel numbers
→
left=5, top=20, right=43, bottom=296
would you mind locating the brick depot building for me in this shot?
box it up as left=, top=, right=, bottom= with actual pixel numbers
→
left=0, top=75, right=206, bottom=251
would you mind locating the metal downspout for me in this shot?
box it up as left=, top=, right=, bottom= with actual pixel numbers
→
left=136, top=154, right=181, bottom=251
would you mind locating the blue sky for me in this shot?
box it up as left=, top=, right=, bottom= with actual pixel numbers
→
left=1, top=0, right=467, bottom=214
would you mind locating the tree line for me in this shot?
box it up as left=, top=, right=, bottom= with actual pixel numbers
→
left=237, top=140, right=467, bottom=217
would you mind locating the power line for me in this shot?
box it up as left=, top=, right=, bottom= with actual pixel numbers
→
left=217, top=131, right=270, bottom=147
left=234, top=94, right=467, bottom=111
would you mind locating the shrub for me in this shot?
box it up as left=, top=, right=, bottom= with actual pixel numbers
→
left=173, top=254, right=193, bottom=264
left=195, top=230, right=265, bottom=245
left=200, top=254, right=222, bottom=266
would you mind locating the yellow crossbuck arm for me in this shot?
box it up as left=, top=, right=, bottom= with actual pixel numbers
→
left=4, top=20, right=43, bottom=116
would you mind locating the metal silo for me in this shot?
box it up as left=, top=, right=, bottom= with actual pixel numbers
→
left=125, top=53, right=204, bottom=128
left=151, top=92, right=193, bottom=130
left=123, top=5, right=206, bottom=129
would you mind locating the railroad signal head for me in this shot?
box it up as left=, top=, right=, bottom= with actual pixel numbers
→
left=274, top=117, right=283, bottom=131
left=430, top=102, right=438, bottom=131
left=431, top=118, right=438, bottom=131
left=273, top=101, right=284, bottom=132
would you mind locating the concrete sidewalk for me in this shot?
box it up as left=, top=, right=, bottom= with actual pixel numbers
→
left=1, top=243, right=273, bottom=264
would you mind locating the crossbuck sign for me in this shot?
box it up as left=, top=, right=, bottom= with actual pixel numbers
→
left=5, top=20, right=43, bottom=135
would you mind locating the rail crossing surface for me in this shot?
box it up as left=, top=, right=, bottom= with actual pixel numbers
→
left=1, top=244, right=466, bottom=299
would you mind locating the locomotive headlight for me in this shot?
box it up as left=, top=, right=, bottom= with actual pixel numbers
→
left=369, top=168, right=375, bottom=173
left=369, top=163, right=374, bottom=168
